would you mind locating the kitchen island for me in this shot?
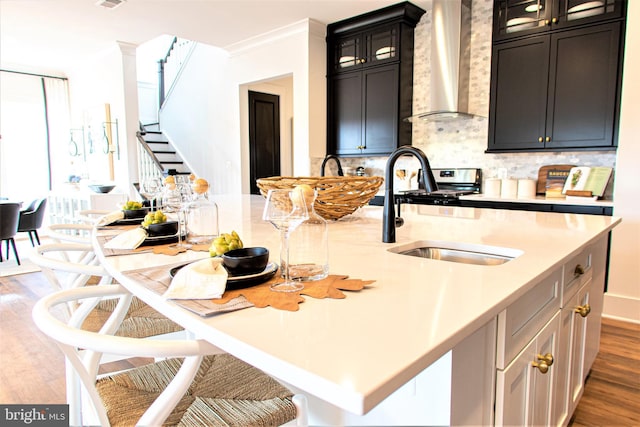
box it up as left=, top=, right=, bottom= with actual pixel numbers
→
left=94, top=195, right=620, bottom=426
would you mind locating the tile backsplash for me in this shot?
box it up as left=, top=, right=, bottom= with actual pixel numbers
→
left=314, top=0, right=617, bottom=199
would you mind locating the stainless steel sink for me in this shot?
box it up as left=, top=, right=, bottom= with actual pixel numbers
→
left=388, top=240, right=521, bottom=266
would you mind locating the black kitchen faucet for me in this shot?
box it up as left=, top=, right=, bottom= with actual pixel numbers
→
left=320, top=154, right=344, bottom=177
left=382, top=146, right=437, bottom=243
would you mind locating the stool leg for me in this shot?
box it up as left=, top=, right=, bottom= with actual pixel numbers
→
left=34, top=230, right=41, bottom=246
left=9, top=238, right=20, bottom=265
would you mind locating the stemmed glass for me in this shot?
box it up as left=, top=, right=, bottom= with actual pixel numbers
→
left=162, top=182, right=193, bottom=248
left=141, top=177, right=162, bottom=211
left=262, top=188, right=309, bottom=292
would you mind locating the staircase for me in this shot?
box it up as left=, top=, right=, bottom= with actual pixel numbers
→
left=136, top=122, right=191, bottom=177
left=136, top=37, right=195, bottom=182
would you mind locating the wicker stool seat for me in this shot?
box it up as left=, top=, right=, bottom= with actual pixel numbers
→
left=86, top=294, right=184, bottom=338
left=30, top=242, right=184, bottom=338
left=98, top=353, right=297, bottom=426
left=32, top=285, right=306, bottom=426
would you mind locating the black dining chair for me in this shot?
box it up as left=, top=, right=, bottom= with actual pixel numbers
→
left=0, top=202, right=21, bottom=265
left=18, top=198, right=47, bottom=246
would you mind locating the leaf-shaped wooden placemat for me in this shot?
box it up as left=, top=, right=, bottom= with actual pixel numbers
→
left=213, top=273, right=375, bottom=311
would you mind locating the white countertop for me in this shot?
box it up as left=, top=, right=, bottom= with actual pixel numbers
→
left=95, top=195, right=620, bottom=416
left=460, top=193, right=614, bottom=207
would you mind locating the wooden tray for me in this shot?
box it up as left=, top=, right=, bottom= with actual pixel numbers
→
left=537, top=165, right=575, bottom=194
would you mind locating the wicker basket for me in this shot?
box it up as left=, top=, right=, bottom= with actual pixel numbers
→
left=256, top=176, right=384, bottom=220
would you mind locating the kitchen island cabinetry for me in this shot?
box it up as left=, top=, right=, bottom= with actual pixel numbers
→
left=326, top=2, right=424, bottom=156
left=561, top=235, right=607, bottom=420
left=488, top=22, right=623, bottom=152
left=492, top=235, right=606, bottom=426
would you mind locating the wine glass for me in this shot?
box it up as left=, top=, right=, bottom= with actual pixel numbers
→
left=162, top=182, right=193, bottom=248
left=141, top=177, right=162, bottom=211
left=262, top=188, right=309, bottom=292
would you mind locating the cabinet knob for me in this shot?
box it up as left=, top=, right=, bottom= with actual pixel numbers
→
left=532, top=358, right=551, bottom=374
left=359, top=58, right=367, bottom=64
left=574, top=264, right=585, bottom=277
left=538, top=136, right=544, bottom=143
left=545, top=19, right=550, bottom=26
left=545, top=136, right=551, bottom=142
left=537, top=353, right=554, bottom=366
left=552, top=17, right=558, bottom=24
left=574, top=303, right=591, bottom=317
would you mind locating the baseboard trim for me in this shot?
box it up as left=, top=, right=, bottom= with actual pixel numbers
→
left=603, top=293, right=640, bottom=323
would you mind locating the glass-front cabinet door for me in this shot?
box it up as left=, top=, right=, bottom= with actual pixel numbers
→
left=365, top=25, right=398, bottom=66
left=334, top=35, right=361, bottom=71
left=494, top=0, right=552, bottom=40
left=555, top=0, right=624, bottom=26
left=331, top=25, right=399, bottom=72
left=494, top=0, right=625, bottom=41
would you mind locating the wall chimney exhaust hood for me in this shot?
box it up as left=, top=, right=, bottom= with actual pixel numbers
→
left=406, top=0, right=480, bottom=123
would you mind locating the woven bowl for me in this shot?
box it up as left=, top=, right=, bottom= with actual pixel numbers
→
left=256, top=176, right=383, bottom=220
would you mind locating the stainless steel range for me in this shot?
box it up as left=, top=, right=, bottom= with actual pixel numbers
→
left=399, top=168, right=482, bottom=205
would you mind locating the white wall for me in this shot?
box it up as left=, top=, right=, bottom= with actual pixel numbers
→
left=159, top=43, right=233, bottom=194
left=159, top=19, right=325, bottom=195
left=228, top=19, right=326, bottom=184
left=605, top=1, right=640, bottom=323
left=66, top=41, right=139, bottom=199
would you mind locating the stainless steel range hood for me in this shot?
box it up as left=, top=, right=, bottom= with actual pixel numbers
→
left=407, top=0, right=479, bottom=122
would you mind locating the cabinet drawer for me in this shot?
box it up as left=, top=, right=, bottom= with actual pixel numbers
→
left=496, top=267, right=562, bottom=369
left=562, top=247, right=593, bottom=306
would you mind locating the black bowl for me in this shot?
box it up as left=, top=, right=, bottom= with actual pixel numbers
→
left=88, top=184, right=116, bottom=194
left=222, top=247, right=269, bottom=276
left=146, top=221, right=179, bottom=236
left=122, top=208, right=147, bottom=219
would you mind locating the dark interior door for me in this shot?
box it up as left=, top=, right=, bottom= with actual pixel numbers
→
left=249, top=91, right=280, bottom=194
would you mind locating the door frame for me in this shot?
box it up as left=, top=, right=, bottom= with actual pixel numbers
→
left=239, top=76, right=293, bottom=194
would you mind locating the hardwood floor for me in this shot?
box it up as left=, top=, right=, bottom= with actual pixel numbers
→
left=0, top=270, right=66, bottom=404
left=569, top=318, right=640, bottom=426
left=2, top=270, right=639, bottom=426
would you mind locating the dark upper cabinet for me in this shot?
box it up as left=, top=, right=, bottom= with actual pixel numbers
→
left=488, top=22, right=622, bottom=151
left=493, top=0, right=626, bottom=42
left=488, top=0, right=626, bottom=153
left=327, top=2, right=424, bottom=156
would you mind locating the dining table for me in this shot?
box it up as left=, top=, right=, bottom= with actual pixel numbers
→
left=92, top=193, right=620, bottom=426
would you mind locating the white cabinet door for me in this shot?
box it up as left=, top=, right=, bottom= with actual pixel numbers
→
left=585, top=235, right=608, bottom=372
left=496, top=312, right=560, bottom=426
left=568, top=279, right=592, bottom=414
left=554, top=297, right=573, bottom=426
